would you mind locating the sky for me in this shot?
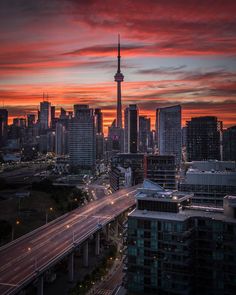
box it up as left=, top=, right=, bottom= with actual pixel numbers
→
left=0, top=0, right=236, bottom=133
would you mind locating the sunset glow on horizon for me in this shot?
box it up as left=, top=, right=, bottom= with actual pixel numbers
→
left=1, top=0, right=236, bottom=134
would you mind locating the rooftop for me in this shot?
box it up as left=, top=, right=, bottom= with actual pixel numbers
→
left=130, top=206, right=236, bottom=224
left=187, top=168, right=236, bottom=175
left=136, top=179, right=192, bottom=202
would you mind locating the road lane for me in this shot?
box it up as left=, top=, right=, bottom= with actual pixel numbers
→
left=0, top=185, right=139, bottom=295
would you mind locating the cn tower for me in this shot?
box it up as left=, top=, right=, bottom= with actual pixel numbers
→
left=114, top=34, right=124, bottom=129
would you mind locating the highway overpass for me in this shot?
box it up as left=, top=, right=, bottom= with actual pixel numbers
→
left=0, top=185, right=139, bottom=295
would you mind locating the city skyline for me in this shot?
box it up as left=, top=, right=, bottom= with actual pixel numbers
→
left=1, top=0, right=236, bottom=132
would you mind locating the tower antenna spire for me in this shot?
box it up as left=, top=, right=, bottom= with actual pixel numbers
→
left=118, top=34, right=121, bottom=73
left=114, top=34, right=124, bottom=129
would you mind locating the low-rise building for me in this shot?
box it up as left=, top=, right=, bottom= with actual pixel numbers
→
left=109, top=153, right=144, bottom=191
left=179, top=161, right=236, bottom=206
left=144, top=155, right=176, bottom=189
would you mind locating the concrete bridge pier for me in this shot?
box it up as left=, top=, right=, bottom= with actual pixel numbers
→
left=95, top=232, right=100, bottom=256
left=37, top=275, right=44, bottom=295
left=68, top=252, right=74, bottom=282
left=83, top=241, right=89, bottom=267
left=114, top=218, right=119, bottom=237
left=105, top=223, right=110, bottom=241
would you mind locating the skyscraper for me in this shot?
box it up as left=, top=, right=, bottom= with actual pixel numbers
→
left=186, top=116, right=222, bottom=161
left=139, top=116, right=151, bottom=153
left=51, top=105, right=56, bottom=129
left=55, top=122, right=66, bottom=155
left=223, top=125, right=236, bottom=161
left=114, top=34, right=124, bottom=129
left=27, top=114, right=36, bottom=128
left=94, top=108, right=103, bottom=134
left=0, top=109, right=8, bottom=126
left=69, top=105, right=96, bottom=171
left=157, top=105, right=182, bottom=165
left=124, top=104, right=139, bottom=153
left=0, top=109, right=8, bottom=146
left=108, top=121, right=124, bottom=153
left=40, top=101, right=51, bottom=130
left=155, top=108, right=159, bottom=149
left=95, top=108, right=104, bottom=160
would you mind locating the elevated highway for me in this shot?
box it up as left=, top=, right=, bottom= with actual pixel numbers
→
left=0, top=185, right=139, bottom=295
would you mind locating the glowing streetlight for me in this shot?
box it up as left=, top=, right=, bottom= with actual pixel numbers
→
left=11, top=219, right=21, bottom=241
left=45, top=207, right=53, bottom=224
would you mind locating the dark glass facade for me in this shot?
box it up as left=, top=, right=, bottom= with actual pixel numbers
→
left=126, top=186, right=236, bottom=295
left=223, top=126, right=236, bottom=161
left=144, top=155, right=176, bottom=189
left=186, top=116, right=222, bottom=161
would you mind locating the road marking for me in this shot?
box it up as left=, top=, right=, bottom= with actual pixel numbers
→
left=0, top=283, right=19, bottom=287
left=0, top=186, right=139, bottom=294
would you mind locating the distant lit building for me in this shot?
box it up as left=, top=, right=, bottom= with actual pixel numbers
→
left=27, top=114, right=36, bottom=128
left=40, top=101, right=51, bottom=130
left=139, top=116, right=151, bottom=153
left=223, top=125, right=236, bottom=161
left=0, top=109, right=8, bottom=126
left=0, top=108, right=8, bottom=146
left=186, top=116, right=222, bottom=161
left=55, top=122, right=67, bottom=155
left=94, top=108, right=104, bottom=160
left=124, top=104, right=139, bottom=153
left=51, top=105, right=56, bottom=130
left=108, top=120, right=124, bottom=153
left=157, top=105, right=182, bottom=165
left=13, top=118, right=26, bottom=128
left=126, top=180, right=236, bottom=295
left=94, top=108, right=103, bottom=134
left=155, top=108, right=159, bottom=149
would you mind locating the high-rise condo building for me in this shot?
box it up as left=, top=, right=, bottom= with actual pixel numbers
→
left=94, top=108, right=103, bottom=135
left=223, top=125, right=236, bottom=161
left=126, top=180, right=236, bottom=295
left=157, top=105, right=182, bottom=165
left=139, top=116, right=151, bottom=153
left=69, top=105, right=95, bottom=171
left=186, top=116, right=222, bottom=161
left=124, top=104, right=139, bottom=153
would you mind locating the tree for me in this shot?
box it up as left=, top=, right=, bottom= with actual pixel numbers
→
left=0, top=220, right=12, bottom=239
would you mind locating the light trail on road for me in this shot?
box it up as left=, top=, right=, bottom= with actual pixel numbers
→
left=0, top=185, right=139, bottom=295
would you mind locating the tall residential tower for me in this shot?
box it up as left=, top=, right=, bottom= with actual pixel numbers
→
left=157, top=105, right=182, bottom=165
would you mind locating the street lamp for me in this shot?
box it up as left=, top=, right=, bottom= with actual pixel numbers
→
left=11, top=219, right=20, bottom=241
left=45, top=207, right=53, bottom=224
